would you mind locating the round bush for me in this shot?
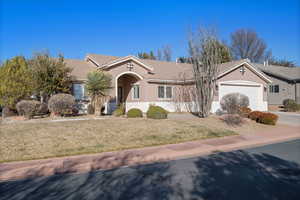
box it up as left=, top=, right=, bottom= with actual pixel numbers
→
left=48, top=93, right=75, bottom=116
left=283, top=99, right=295, bottom=107
left=16, top=100, right=40, bottom=119
left=283, top=99, right=300, bottom=112
left=113, top=108, right=124, bottom=117
left=2, top=106, right=17, bottom=118
left=146, top=105, right=168, bottom=119
left=220, top=93, right=249, bottom=114
left=127, top=108, right=143, bottom=118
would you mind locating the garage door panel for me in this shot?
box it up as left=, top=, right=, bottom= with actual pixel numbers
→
left=219, top=84, right=263, bottom=110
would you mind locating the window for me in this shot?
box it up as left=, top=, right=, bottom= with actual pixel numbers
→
left=166, top=86, right=172, bottom=98
left=73, top=83, right=85, bottom=100
left=158, top=85, right=172, bottom=99
left=158, top=86, right=165, bottom=98
left=132, top=85, right=140, bottom=99
left=269, top=85, right=279, bottom=93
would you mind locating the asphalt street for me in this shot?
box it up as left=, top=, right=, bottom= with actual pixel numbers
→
left=1, top=139, right=300, bottom=200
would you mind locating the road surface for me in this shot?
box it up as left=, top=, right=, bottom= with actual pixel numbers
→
left=1, top=139, right=300, bottom=200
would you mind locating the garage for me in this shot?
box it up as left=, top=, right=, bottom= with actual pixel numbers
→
left=219, top=81, right=263, bottom=111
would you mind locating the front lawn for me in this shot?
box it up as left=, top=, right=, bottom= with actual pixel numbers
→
left=0, top=117, right=237, bottom=163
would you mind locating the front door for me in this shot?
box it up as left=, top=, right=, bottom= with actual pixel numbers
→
left=118, top=86, right=123, bottom=103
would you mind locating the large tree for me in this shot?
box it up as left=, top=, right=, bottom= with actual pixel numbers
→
left=85, top=71, right=111, bottom=116
left=179, top=41, right=231, bottom=64
left=0, top=56, right=34, bottom=109
left=29, top=52, right=73, bottom=102
left=189, top=28, right=222, bottom=118
left=230, top=29, right=271, bottom=62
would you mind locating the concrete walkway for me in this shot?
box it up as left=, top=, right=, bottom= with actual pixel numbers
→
left=1, top=124, right=300, bottom=182
left=271, top=111, right=300, bottom=127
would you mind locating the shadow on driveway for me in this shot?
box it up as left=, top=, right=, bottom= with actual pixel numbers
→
left=1, top=147, right=300, bottom=200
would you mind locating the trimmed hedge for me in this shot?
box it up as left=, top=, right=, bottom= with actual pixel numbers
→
left=258, top=112, right=278, bottom=125
left=146, top=105, right=168, bottom=119
left=248, top=111, right=264, bottom=121
left=248, top=111, right=278, bottom=125
left=127, top=108, right=143, bottom=118
left=48, top=93, right=76, bottom=116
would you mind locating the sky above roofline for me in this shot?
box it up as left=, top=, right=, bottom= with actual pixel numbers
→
left=0, top=0, right=299, bottom=65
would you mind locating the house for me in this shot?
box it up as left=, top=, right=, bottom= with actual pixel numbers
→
left=65, top=54, right=272, bottom=114
left=254, top=63, right=300, bottom=105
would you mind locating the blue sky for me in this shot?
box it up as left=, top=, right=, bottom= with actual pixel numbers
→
left=1, top=0, right=300, bottom=64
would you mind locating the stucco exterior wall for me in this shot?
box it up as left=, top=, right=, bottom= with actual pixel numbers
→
left=267, top=76, right=297, bottom=105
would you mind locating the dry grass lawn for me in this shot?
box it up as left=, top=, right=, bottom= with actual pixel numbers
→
left=0, top=116, right=242, bottom=163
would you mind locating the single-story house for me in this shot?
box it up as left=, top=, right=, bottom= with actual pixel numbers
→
left=65, top=54, right=272, bottom=114
left=254, top=63, right=300, bottom=105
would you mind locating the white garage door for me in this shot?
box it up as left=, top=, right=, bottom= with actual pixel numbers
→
left=219, top=82, right=263, bottom=110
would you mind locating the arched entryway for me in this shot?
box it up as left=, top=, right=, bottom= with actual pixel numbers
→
left=115, top=71, right=143, bottom=107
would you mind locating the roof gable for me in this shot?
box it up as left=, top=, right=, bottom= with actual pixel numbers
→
left=218, top=60, right=272, bottom=83
left=100, top=55, right=154, bottom=72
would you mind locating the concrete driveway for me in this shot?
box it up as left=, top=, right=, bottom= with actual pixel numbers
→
left=272, top=112, right=300, bottom=127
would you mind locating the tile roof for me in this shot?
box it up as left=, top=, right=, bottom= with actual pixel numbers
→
left=66, top=53, right=299, bottom=82
left=253, top=63, right=300, bottom=81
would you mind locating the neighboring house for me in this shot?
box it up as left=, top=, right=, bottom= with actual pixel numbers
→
left=65, top=54, right=272, bottom=114
left=254, top=64, right=300, bottom=105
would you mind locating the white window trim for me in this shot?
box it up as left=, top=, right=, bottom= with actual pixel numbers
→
left=157, top=85, right=173, bottom=100
left=132, top=84, right=140, bottom=100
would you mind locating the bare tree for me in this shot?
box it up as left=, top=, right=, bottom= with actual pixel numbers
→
left=162, top=45, right=172, bottom=61
left=230, top=29, right=271, bottom=62
left=189, top=27, right=222, bottom=118
left=156, top=49, right=162, bottom=61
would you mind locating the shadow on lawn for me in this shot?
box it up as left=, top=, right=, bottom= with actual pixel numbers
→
left=1, top=150, right=300, bottom=200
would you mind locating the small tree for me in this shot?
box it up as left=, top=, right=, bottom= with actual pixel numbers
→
left=189, top=27, right=222, bottom=117
left=85, top=71, right=111, bottom=116
left=29, top=52, right=73, bottom=103
left=0, top=56, right=33, bottom=109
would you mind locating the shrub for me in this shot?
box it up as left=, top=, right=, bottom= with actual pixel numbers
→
left=221, top=114, right=243, bottom=126
left=284, top=101, right=300, bottom=112
left=146, top=105, right=168, bottom=119
left=16, top=100, right=41, bottom=119
left=37, top=103, right=49, bottom=115
left=48, top=93, right=76, bottom=116
left=87, top=104, right=95, bottom=114
left=248, top=111, right=264, bottom=121
left=1, top=107, right=16, bottom=118
left=220, top=93, right=249, bottom=114
left=127, top=108, right=143, bottom=118
left=113, top=104, right=125, bottom=117
left=238, top=107, right=252, bottom=118
left=283, top=99, right=295, bottom=107
left=258, top=112, right=278, bottom=125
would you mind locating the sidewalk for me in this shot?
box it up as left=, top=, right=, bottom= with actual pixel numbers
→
left=1, top=124, right=300, bottom=182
